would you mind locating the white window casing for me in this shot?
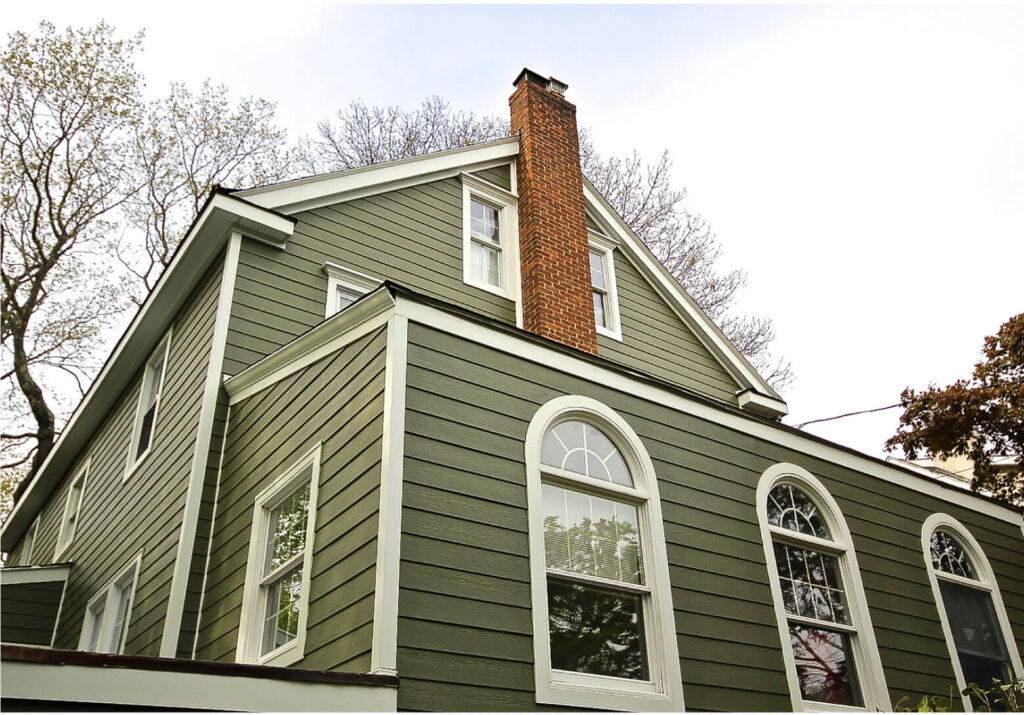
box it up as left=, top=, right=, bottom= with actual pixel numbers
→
left=756, top=463, right=890, bottom=711
left=588, top=231, right=623, bottom=341
left=55, top=458, right=90, bottom=561
left=323, top=262, right=381, bottom=318
left=125, top=330, right=173, bottom=480
left=921, top=513, right=1023, bottom=711
left=20, top=515, right=40, bottom=565
left=460, top=172, right=521, bottom=316
left=524, top=395, right=685, bottom=711
left=236, top=442, right=321, bottom=667
left=78, top=551, right=143, bottom=654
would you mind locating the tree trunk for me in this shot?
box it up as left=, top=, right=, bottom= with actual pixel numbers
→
left=11, top=321, right=55, bottom=475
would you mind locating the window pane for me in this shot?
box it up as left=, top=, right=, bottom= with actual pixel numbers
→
left=470, top=199, right=499, bottom=243
left=542, top=484, right=642, bottom=585
left=86, top=600, right=105, bottom=652
left=336, top=285, right=363, bottom=313
left=767, top=484, right=830, bottom=539
left=265, top=481, right=310, bottom=574
left=548, top=578, right=648, bottom=681
left=261, top=566, right=303, bottom=656
left=471, top=241, right=500, bottom=286
left=540, top=421, right=632, bottom=487
left=589, top=250, right=606, bottom=289
left=930, top=531, right=977, bottom=579
left=789, top=624, right=862, bottom=706
left=938, top=580, right=1010, bottom=663
left=108, top=579, right=134, bottom=653
left=774, top=542, right=848, bottom=624
left=593, top=291, right=607, bottom=328
left=136, top=405, right=156, bottom=458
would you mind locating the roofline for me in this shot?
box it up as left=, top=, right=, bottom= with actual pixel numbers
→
left=0, top=562, right=71, bottom=586
left=234, top=136, right=520, bottom=214
left=1, top=193, right=295, bottom=551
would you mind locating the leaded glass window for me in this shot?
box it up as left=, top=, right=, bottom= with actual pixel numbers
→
left=930, top=530, right=976, bottom=579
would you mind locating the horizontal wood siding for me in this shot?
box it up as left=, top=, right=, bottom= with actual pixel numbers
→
left=36, top=259, right=225, bottom=657
left=397, top=322, right=1024, bottom=711
left=1, top=580, right=63, bottom=646
left=598, top=248, right=741, bottom=402
left=195, top=328, right=387, bottom=673
left=468, top=163, right=512, bottom=191
left=223, top=179, right=516, bottom=375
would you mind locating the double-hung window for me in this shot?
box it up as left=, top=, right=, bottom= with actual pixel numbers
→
left=588, top=232, right=622, bottom=340
left=461, top=173, right=519, bottom=305
left=237, top=444, right=320, bottom=666
left=323, top=262, right=381, bottom=318
left=79, top=554, right=141, bottom=654
left=126, top=332, right=171, bottom=477
left=55, top=460, right=89, bottom=559
left=525, top=396, right=683, bottom=711
left=757, top=464, right=889, bottom=711
left=922, top=514, right=1023, bottom=709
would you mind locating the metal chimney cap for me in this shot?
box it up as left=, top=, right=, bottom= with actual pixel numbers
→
left=513, top=68, right=569, bottom=96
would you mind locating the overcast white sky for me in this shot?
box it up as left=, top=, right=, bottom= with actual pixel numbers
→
left=7, top=2, right=1023, bottom=459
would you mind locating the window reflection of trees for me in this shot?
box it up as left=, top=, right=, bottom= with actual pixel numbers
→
left=259, top=480, right=310, bottom=657
left=790, top=625, right=860, bottom=706
left=930, top=531, right=976, bottom=579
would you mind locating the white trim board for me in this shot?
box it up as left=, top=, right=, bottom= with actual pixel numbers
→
left=393, top=295, right=1021, bottom=525
left=1, top=194, right=294, bottom=552
left=0, top=563, right=71, bottom=586
left=160, top=231, right=242, bottom=658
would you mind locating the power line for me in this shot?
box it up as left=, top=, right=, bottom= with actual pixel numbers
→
left=796, top=404, right=901, bottom=429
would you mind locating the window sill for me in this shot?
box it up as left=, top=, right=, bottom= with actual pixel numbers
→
left=596, top=323, right=623, bottom=342
left=538, top=676, right=682, bottom=712
left=253, top=641, right=303, bottom=668
left=463, top=276, right=515, bottom=302
left=123, top=448, right=152, bottom=483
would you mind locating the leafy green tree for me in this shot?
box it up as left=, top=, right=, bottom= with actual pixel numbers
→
left=886, top=313, right=1024, bottom=505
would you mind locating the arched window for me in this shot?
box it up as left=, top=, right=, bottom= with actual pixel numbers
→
left=525, top=396, right=683, bottom=711
left=757, top=464, right=890, bottom=711
left=922, top=514, right=1023, bottom=710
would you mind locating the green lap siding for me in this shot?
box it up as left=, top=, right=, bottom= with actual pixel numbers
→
left=195, top=327, right=387, bottom=672
left=469, top=163, right=512, bottom=191
left=33, top=258, right=226, bottom=657
left=1, top=580, right=64, bottom=646
left=397, top=322, right=1023, bottom=711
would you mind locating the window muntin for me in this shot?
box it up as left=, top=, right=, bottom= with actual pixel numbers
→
left=322, top=262, right=380, bottom=318
left=758, top=464, right=890, bottom=711
left=79, top=555, right=141, bottom=654
left=461, top=173, right=520, bottom=309
left=590, top=250, right=608, bottom=328
left=56, top=462, right=88, bottom=558
left=922, top=517, right=1022, bottom=709
left=525, top=396, right=684, bottom=711
left=469, top=198, right=502, bottom=287
left=237, top=444, right=320, bottom=667
left=127, top=333, right=171, bottom=475
left=588, top=233, right=622, bottom=340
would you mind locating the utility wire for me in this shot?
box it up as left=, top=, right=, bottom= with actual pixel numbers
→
left=796, top=404, right=901, bottom=429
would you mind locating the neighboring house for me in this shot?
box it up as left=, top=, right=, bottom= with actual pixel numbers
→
left=888, top=454, right=1020, bottom=494
left=2, top=69, right=1022, bottom=712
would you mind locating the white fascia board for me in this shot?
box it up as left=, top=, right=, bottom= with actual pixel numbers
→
left=582, top=179, right=785, bottom=405
left=392, top=295, right=1021, bottom=526
left=223, top=287, right=396, bottom=404
left=0, top=194, right=295, bottom=552
left=1, top=659, right=397, bottom=712
left=235, top=137, right=520, bottom=214
left=0, top=564, right=71, bottom=586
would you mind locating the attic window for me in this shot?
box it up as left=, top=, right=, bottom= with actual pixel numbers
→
left=323, top=262, right=381, bottom=318
left=461, top=173, right=520, bottom=305
left=588, top=232, right=622, bottom=340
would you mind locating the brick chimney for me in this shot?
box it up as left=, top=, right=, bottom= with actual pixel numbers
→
left=510, top=69, right=598, bottom=354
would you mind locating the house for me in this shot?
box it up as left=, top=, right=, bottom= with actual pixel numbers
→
left=1, top=68, right=1022, bottom=712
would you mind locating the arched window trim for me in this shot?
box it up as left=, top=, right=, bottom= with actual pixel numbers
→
left=524, top=395, right=684, bottom=711
left=921, top=513, right=1024, bottom=711
left=756, top=463, right=890, bottom=711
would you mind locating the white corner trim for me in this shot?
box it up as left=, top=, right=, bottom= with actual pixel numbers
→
left=123, top=329, right=174, bottom=482
left=756, top=463, right=891, bottom=711
left=392, top=295, right=1021, bottom=526
left=737, top=389, right=789, bottom=419
left=236, top=442, right=322, bottom=667
left=921, top=513, right=1024, bottom=711
left=159, top=232, right=242, bottom=658
left=236, top=137, right=520, bottom=214
left=225, top=288, right=396, bottom=405
left=323, top=262, right=382, bottom=319
left=524, top=395, right=685, bottom=711
left=0, top=563, right=71, bottom=586
left=53, top=457, right=91, bottom=562
left=370, top=315, right=409, bottom=676
left=582, top=180, right=782, bottom=403
left=589, top=231, right=623, bottom=342
left=461, top=174, right=522, bottom=321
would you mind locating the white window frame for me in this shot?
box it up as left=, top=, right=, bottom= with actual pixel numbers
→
left=588, top=231, right=623, bottom=341
left=756, top=463, right=891, bottom=711
left=921, top=513, right=1023, bottom=711
left=323, top=262, right=381, bottom=318
left=54, top=458, right=90, bottom=560
left=236, top=442, right=321, bottom=667
left=78, top=551, right=143, bottom=654
left=125, top=330, right=173, bottom=480
left=524, top=395, right=684, bottom=711
left=461, top=172, right=521, bottom=310
left=20, top=514, right=40, bottom=565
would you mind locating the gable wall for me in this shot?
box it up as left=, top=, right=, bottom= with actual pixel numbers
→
left=195, top=327, right=387, bottom=672
left=396, top=321, right=1023, bottom=711
left=12, top=257, right=227, bottom=657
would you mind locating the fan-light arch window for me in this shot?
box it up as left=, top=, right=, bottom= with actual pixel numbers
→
left=525, top=396, right=684, bottom=711
left=757, top=464, right=890, bottom=711
left=922, top=514, right=1023, bottom=710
